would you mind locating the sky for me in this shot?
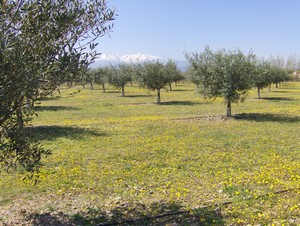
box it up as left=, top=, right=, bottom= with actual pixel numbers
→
left=97, top=0, right=300, bottom=61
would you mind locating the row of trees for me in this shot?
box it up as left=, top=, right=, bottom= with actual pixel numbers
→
left=82, top=60, right=185, bottom=103
left=253, top=59, right=289, bottom=98
left=82, top=50, right=290, bottom=115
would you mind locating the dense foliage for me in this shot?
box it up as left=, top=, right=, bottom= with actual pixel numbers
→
left=0, top=0, right=115, bottom=177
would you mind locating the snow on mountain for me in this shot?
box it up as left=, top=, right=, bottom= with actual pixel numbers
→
left=91, top=53, right=160, bottom=67
left=90, top=53, right=188, bottom=71
left=120, top=53, right=159, bottom=63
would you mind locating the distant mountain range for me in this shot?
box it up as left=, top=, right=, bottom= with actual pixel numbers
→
left=90, top=53, right=188, bottom=71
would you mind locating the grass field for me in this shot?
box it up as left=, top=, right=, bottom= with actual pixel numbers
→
left=1, top=82, right=299, bottom=225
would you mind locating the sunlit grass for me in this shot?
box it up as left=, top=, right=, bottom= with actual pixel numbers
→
left=0, top=82, right=299, bottom=225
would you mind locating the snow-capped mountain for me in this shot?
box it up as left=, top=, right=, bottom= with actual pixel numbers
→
left=91, top=53, right=160, bottom=67
left=90, top=53, right=188, bottom=71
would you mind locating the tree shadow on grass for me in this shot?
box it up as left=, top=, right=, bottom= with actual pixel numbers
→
left=125, top=94, right=152, bottom=98
left=105, top=90, right=122, bottom=94
left=234, top=113, right=300, bottom=123
left=28, top=125, right=107, bottom=141
left=271, top=90, right=290, bottom=93
left=25, top=201, right=224, bottom=226
left=160, top=101, right=202, bottom=106
left=260, top=97, right=295, bottom=101
left=38, top=96, right=61, bottom=101
left=34, top=106, right=80, bottom=112
left=170, top=89, right=194, bottom=92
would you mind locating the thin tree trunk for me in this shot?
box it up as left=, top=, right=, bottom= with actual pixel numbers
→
left=175, top=81, right=178, bottom=86
left=157, top=89, right=161, bottom=104
left=226, top=100, right=231, bottom=117
left=257, top=87, right=261, bottom=99
left=102, top=83, right=105, bottom=93
left=90, top=80, right=94, bottom=90
left=275, top=82, right=278, bottom=88
left=121, top=85, right=125, bottom=97
left=169, top=82, right=172, bottom=91
left=269, top=84, right=271, bottom=92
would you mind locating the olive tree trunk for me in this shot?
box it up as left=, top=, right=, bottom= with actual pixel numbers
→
left=121, top=85, right=125, bottom=97
left=226, top=100, right=231, bottom=117
left=169, top=82, right=172, bottom=91
left=157, top=89, right=161, bottom=104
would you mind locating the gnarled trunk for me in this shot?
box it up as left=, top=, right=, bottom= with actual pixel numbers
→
left=257, top=87, right=261, bottom=99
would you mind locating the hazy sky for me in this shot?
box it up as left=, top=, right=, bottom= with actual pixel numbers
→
left=98, top=0, right=300, bottom=61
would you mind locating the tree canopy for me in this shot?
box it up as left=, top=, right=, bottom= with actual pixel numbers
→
left=0, top=0, right=115, bottom=178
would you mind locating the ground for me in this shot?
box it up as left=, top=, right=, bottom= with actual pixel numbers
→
left=1, top=82, right=299, bottom=225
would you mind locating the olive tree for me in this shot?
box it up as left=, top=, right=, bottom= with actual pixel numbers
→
left=268, top=55, right=290, bottom=88
left=186, top=46, right=256, bottom=117
left=271, top=66, right=290, bottom=88
left=107, top=64, right=133, bottom=97
left=95, top=67, right=110, bottom=93
left=136, top=61, right=169, bottom=104
left=0, top=0, right=115, bottom=177
left=164, top=59, right=184, bottom=90
left=252, top=60, right=273, bottom=98
left=84, top=67, right=109, bottom=92
left=83, top=69, right=97, bottom=90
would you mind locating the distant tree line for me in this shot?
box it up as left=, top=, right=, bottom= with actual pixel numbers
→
left=81, top=59, right=185, bottom=103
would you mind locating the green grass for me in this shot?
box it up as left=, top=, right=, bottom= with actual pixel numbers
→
left=1, top=82, right=299, bottom=225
